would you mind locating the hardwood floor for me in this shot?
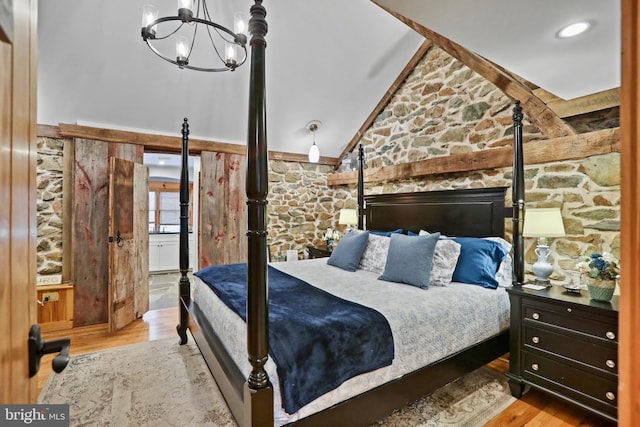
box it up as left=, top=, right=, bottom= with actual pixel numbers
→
left=39, top=308, right=615, bottom=426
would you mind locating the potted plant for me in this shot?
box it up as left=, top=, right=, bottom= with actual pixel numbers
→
left=322, top=227, right=341, bottom=249
left=576, top=253, right=620, bottom=301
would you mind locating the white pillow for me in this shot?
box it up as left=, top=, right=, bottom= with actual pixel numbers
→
left=358, top=234, right=390, bottom=275
left=429, top=239, right=462, bottom=286
left=495, top=254, right=513, bottom=287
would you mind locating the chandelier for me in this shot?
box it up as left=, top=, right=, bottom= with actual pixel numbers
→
left=141, top=0, right=248, bottom=72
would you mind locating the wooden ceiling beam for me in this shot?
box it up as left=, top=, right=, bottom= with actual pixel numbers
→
left=533, top=87, right=620, bottom=118
left=372, top=1, right=577, bottom=139
left=327, top=127, right=619, bottom=186
left=51, top=123, right=339, bottom=166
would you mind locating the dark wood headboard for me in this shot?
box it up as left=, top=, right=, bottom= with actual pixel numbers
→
left=364, top=187, right=509, bottom=238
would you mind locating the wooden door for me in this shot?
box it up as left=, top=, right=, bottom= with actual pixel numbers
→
left=0, top=0, right=39, bottom=403
left=107, top=158, right=149, bottom=332
left=199, top=151, right=247, bottom=267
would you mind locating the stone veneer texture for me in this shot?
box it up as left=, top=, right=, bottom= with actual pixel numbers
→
left=37, top=137, right=65, bottom=275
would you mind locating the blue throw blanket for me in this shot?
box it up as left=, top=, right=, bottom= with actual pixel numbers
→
left=195, top=263, right=394, bottom=414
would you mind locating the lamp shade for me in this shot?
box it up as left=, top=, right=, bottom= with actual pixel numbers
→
left=308, top=143, right=320, bottom=163
left=338, top=209, right=358, bottom=226
left=523, top=208, right=566, bottom=237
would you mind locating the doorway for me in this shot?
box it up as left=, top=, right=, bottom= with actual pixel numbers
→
left=143, top=153, right=200, bottom=310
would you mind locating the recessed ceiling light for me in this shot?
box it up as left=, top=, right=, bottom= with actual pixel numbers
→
left=557, top=21, right=591, bottom=39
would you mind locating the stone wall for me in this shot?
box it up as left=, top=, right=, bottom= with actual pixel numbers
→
left=36, top=137, right=65, bottom=275
left=266, top=161, right=344, bottom=260
left=332, top=45, right=621, bottom=283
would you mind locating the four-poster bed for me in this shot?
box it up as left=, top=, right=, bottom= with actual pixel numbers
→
left=174, top=2, right=527, bottom=425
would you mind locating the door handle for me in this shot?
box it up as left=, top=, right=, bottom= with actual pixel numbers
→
left=108, top=230, right=124, bottom=247
left=28, top=324, right=70, bottom=377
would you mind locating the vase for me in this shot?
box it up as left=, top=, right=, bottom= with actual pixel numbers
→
left=585, top=276, right=616, bottom=302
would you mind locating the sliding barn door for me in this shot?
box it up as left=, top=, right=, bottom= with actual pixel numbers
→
left=199, top=151, right=247, bottom=267
left=107, top=157, right=149, bottom=332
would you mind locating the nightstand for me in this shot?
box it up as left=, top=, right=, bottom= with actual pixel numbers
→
left=307, top=245, right=332, bottom=259
left=506, top=285, right=619, bottom=423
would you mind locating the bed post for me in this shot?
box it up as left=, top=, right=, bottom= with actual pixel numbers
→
left=357, top=144, right=365, bottom=229
left=511, top=101, right=525, bottom=286
left=244, top=2, right=273, bottom=426
left=177, top=118, right=190, bottom=344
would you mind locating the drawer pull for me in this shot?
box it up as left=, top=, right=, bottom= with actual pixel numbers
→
left=532, top=312, right=540, bottom=320
left=566, top=307, right=572, bottom=313
left=532, top=336, right=540, bottom=344
left=606, top=359, right=616, bottom=368
left=606, top=331, right=616, bottom=340
left=606, top=391, right=616, bottom=401
left=531, top=363, right=539, bottom=371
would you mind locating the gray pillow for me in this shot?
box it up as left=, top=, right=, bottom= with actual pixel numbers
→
left=379, top=232, right=440, bottom=289
left=358, top=234, right=391, bottom=275
left=430, top=239, right=462, bottom=286
left=326, top=229, right=370, bottom=272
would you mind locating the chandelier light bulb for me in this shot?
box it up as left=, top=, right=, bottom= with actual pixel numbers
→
left=176, top=36, right=190, bottom=66
left=142, top=4, right=158, bottom=38
left=234, top=12, right=248, bottom=37
left=178, top=0, right=194, bottom=11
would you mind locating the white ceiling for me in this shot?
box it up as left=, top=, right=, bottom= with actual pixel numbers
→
left=37, top=1, right=620, bottom=164
left=375, top=0, right=620, bottom=101
left=37, top=0, right=424, bottom=160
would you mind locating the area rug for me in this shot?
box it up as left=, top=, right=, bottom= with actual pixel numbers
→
left=40, top=336, right=514, bottom=426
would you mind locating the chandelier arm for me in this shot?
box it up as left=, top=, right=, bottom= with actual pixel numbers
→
left=206, top=24, right=224, bottom=63
left=150, top=22, right=184, bottom=41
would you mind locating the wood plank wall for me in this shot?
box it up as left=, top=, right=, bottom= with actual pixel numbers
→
left=71, top=139, right=143, bottom=326
left=199, top=151, right=247, bottom=267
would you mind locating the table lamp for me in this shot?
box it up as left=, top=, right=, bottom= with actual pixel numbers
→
left=338, top=209, right=358, bottom=231
left=522, top=207, right=566, bottom=285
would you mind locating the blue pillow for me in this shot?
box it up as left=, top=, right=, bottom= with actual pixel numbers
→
left=326, top=230, right=370, bottom=272
left=451, top=237, right=508, bottom=289
left=370, top=228, right=403, bottom=237
left=378, top=232, right=440, bottom=289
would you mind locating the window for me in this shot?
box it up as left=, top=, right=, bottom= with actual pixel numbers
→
left=148, top=181, right=193, bottom=233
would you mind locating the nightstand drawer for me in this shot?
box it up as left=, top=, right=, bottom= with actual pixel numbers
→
left=522, top=351, right=617, bottom=415
left=523, top=326, right=618, bottom=374
left=523, top=301, right=617, bottom=342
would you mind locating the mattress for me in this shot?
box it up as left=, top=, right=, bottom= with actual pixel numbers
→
left=193, top=258, right=510, bottom=425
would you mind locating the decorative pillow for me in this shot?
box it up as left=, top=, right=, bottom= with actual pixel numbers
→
left=358, top=234, right=391, bottom=275
left=326, top=229, right=370, bottom=272
left=378, top=233, right=440, bottom=289
left=496, top=254, right=513, bottom=287
left=429, top=239, right=462, bottom=286
left=370, top=229, right=403, bottom=237
left=451, top=237, right=508, bottom=289
left=483, top=237, right=513, bottom=287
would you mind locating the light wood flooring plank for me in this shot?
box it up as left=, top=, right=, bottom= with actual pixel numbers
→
left=39, top=308, right=617, bottom=426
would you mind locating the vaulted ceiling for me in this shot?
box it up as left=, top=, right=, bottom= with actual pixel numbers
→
left=37, top=1, right=620, bottom=164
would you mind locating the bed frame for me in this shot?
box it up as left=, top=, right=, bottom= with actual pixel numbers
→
left=176, top=3, right=526, bottom=425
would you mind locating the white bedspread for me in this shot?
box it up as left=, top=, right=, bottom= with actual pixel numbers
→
left=193, top=258, right=510, bottom=425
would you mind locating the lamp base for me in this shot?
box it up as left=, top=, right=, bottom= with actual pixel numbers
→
left=532, top=244, right=554, bottom=285
left=533, top=278, right=551, bottom=288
